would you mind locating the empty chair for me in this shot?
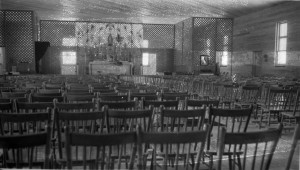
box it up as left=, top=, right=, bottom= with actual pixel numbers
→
left=162, top=92, right=190, bottom=110
left=30, top=93, right=64, bottom=103
left=137, top=124, right=209, bottom=170
left=36, top=89, right=62, bottom=97
left=16, top=101, right=54, bottom=113
left=1, top=91, right=27, bottom=98
left=99, top=100, right=138, bottom=110
left=281, top=89, right=300, bottom=127
left=1, top=91, right=28, bottom=101
left=92, top=89, right=116, bottom=94
left=54, top=99, right=98, bottom=112
left=64, top=126, right=137, bottom=169
left=44, top=83, right=64, bottom=90
left=0, top=126, right=51, bottom=169
left=129, top=92, right=158, bottom=101
left=216, top=124, right=283, bottom=170
left=64, top=93, right=96, bottom=103
left=185, top=98, right=220, bottom=110
left=0, top=110, right=51, bottom=135
left=142, top=99, right=179, bottom=110
left=160, top=107, right=206, bottom=133
left=143, top=99, right=179, bottom=132
left=207, top=106, right=253, bottom=168
left=0, top=110, right=52, bottom=168
left=53, top=108, right=106, bottom=160
left=285, top=124, right=300, bottom=170
left=0, top=99, right=14, bottom=113
left=99, top=94, right=129, bottom=102
left=259, top=88, right=293, bottom=128
left=107, top=106, right=154, bottom=133
left=162, top=92, right=190, bottom=101
left=234, top=85, right=261, bottom=109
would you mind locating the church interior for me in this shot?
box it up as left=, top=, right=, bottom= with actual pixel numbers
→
left=0, top=0, right=300, bottom=169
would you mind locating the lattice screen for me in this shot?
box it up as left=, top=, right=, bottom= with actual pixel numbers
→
left=216, top=19, right=233, bottom=51
left=40, top=21, right=76, bottom=46
left=131, top=24, right=143, bottom=48
left=193, top=18, right=217, bottom=65
left=4, top=11, right=35, bottom=71
left=174, top=22, right=183, bottom=66
left=183, top=18, right=193, bottom=67
left=40, top=21, right=174, bottom=49
left=0, top=11, right=4, bottom=47
left=143, top=24, right=174, bottom=48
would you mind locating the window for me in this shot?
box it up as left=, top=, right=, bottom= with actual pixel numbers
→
left=221, top=51, right=228, bottom=66
left=142, top=53, right=149, bottom=66
left=276, top=21, right=287, bottom=65
left=142, top=40, right=149, bottom=48
left=62, top=52, right=77, bottom=65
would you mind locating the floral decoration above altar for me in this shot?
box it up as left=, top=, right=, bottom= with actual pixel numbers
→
left=75, top=22, right=144, bottom=62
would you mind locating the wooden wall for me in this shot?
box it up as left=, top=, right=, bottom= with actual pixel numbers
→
left=232, top=2, right=300, bottom=78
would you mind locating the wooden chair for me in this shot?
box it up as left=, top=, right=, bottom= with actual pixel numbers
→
left=142, top=99, right=179, bottom=110
left=162, top=92, right=190, bottom=101
left=0, top=99, right=14, bottom=113
left=16, top=101, right=54, bottom=113
left=137, top=124, right=210, bottom=170
left=99, top=100, right=138, bottom=110
left=216, top=124, right=283, bottom=170
left=107, top=106, right=154, bottom=133
left=1, top=91, right=27, bottom=98
left=64, top=93, right=96, bottom=103
left=259, top=88, right=293, bottom=128
left=143, top=99, right=180, bottom=132
left=0, top=110, right=51, bottom=135
left=54, top=99, right=98, bottom=112
left=0, top=111, right=52, bottom=168
left=99, top=94, right=129, bottom=102
left=185, top=98, right=220, bottom=110
left=285, top=124, right=300, bottom=170
left=160, top=107, right=206, bottom=133
left=207, top=106, right=253, bottom=168
left=92, top=89, right=115, bottom=94
left=44, top=83, right=64, bottom=90
left=35, top=89, right=62, bottom=97
left=129, top=92, right=158, bottom=101
left=53, top=108, right=106, bottom=161
left=64, top=126, right=137, bottom=170
left=281, top=89, right=300, bottom=128
left=30, top=93, right=64, bottom=103
left=219, top=84, right=239, bottom=109
left=0, top=126, right=51, bottom=169
left=234, top=85, right=261, bottom=109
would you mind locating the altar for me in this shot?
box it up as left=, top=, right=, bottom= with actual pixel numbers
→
left=89, top=61, right=131, bottom=75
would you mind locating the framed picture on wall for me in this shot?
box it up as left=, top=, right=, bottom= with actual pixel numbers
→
left=200, top=55, right=209, bottom=65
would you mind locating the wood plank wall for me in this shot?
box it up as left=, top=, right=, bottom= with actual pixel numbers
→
left=229, top=2, right=300, bottom=78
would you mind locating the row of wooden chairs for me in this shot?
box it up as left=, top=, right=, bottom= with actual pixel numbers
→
left=0, top=112, right=287, bottom=170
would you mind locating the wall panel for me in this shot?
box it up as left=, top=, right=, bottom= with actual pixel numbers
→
left=4, top=10, right=35, bottom=72
left=233, top=2, right=300, bottom=77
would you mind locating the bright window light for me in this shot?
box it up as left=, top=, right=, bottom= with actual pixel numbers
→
left=276, top=21, right=287, bottom=65
left=142, top=53, right=149, bottom=66
left=62, top=52, right=77, bottom=65
left=278, top=51, right=286, bottom=65
left=221, top=51, right=228, bottom=66
left=142, top=40, right=149, bottom=48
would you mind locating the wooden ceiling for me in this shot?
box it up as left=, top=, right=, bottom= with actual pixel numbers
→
left=1, top=0, right=290, bottom=24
